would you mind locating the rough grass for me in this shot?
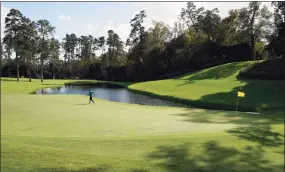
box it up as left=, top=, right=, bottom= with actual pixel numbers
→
left=1, top=61, right=284, bottom=172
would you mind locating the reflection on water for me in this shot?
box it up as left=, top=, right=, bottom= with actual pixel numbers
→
left=35, top=85, right=188, bottom=107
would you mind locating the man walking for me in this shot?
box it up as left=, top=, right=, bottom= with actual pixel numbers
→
left=87, top=89, right=95, bottom=104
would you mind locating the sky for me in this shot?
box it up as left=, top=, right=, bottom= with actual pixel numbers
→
left=1, top=1, right=273, bottom=58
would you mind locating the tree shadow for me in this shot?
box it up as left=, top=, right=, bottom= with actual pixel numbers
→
left=1, top=78, right=34, bottom=82
left=176, top=80, right=196, bottom=87
left=171, top=108, right=284, bottom=147
left=76, top=103, right=89, bottom=105
left=128, top=169, right=149, bottom=172
left=197, top=78, right=285, bottom=113
left=227, top=125, right=284, bottom=147
left=175, top=110, right=241, bottom=124
left=146, top=141, right=283, bottom=172
left=40, top=164, right=110, bottom=172
left=65, top=81, right=132, bottom=88
left=39, top=164, right=150, bottom=172
left=175, top=62, right=250, bottom=82
left=168, top=62, right=284, bottom=113
left=41, top=84, right=63, bottom=86
left=174, top=108, right=283, bottom=126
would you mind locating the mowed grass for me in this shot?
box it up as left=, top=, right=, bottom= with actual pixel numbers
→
left=129, top=61, right=285, bottom=112
left=1, top=61, right=284, bottom=172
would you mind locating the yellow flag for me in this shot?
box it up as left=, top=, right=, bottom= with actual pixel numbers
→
left=237, top=91, right=245, bottom=97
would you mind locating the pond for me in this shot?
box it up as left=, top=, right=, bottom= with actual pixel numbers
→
left=35, top=85, right=188, bottom=107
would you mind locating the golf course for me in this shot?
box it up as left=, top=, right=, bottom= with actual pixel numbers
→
left=1, top=61, right=284, bottom=172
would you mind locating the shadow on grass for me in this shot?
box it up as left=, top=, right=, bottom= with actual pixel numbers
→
left=76, top=103, right=89, bottom=105
left=128, top=169, right=149, bottom=172
left=171, top=61, right=284, bottom=113
left=36, top=141, right=283, bottom=172
left=40, top=166, right=150, bottom=172
left=40, top=164, right=110, bottom=172
left=175, top=62, right=250, bottom=82
left=176, top=80, right=195, bottom=87
left=1, top=78, right=35, bottom=82
left=173, top=61, right=284, bottom=112
left=199, top=79, right=284, bottom=112
left=146, top=141, right=283, bottom=172
left=176, top=107, right=284, bottom=125
left=127, top=70, right=284, bottom=113
left=41, top=84, right=63, bottom=86
left=65, top=81, right=133, bottom=88
left=173, top=108, right=284, bottom=147
left=227, top=125, right=284, bottom=147
left=175, top=110, right=256, bottom=124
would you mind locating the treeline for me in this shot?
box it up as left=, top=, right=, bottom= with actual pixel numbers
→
left=1, top=2, right=284, bottom=82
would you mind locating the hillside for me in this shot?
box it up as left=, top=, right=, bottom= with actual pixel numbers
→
left=129, top=61, right=285, bottom=113
left=239, top=58, right=285, bottom=80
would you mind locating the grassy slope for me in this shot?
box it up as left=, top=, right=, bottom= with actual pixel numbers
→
left=129, top=61, right=285, bottom=113
left=1, top=61, right=284, bottom=172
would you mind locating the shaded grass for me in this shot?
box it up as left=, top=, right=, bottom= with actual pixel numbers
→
left=146, top=141, right=284, bottom=172
left=4, top=138, right=282, bottom=172
left=2, top=133, right=284, bottom=172
left=238, top=58, right=285, bottom=80
left=177, top=61, right=251, bottom=81
left=39, top=166, right=111, bottom=172
left=128, top=61, right=285, bottom=113
left=227, top=125, right=284, bottom=147
left=1, top=78, right=67, bottom=94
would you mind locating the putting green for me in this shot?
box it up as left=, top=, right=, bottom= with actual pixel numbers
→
left=2, top=94, right=243, bottom=138
left=1, top=62, right=284, bottom=172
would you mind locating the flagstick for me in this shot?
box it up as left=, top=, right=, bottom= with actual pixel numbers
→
left=236, top=96, right=239, bottom=112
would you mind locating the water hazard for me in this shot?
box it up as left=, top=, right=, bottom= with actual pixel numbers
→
left=35, top=85, right=188, bottom=107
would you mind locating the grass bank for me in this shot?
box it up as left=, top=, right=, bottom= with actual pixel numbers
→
left=238, top=58, right=285, bottom=80
left=127, top=61, right=284, bottom=113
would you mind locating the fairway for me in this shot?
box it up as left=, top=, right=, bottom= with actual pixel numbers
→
left=1, top=61, right=284, bottom=172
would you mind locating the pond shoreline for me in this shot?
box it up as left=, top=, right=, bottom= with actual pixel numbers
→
left=17, top=78, right=256, bottom=113
left=34, top=82, right=188, bottom=108
left=62, top=80, right=256, bottom=113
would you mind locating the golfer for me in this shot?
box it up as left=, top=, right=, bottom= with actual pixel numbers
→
left=87, top=89, right=95, bottom=104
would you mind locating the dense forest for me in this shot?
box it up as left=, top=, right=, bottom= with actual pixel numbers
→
left=1, top=2, right=284, bottom=82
